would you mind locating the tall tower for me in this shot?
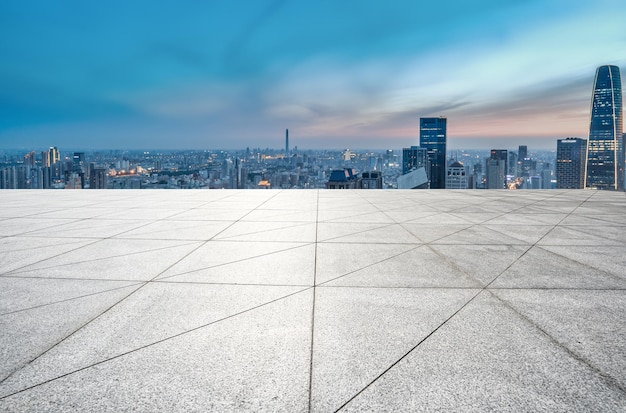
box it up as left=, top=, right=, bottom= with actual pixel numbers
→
left=420, top=117, right=447, bottom=188
left=49, top=147, right=60, bottom=165
left=585, top=65, right=623, bottom=190
left=557, top=138, right=587, bottom=189
left=285, top=129, right=289, bottom=156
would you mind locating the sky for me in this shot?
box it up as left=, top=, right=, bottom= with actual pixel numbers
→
left=1, top=0, right=625, bottom=150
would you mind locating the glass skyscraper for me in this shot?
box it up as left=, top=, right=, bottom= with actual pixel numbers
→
left=420, top=117, right=447, bottom=189
left=557, top=138, right=587, bottom=189
left=585, top=65, right=623, bottom=190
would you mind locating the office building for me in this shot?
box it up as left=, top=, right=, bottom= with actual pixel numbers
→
left=585, top=65, right=623, bottom=189
left=446, top=161, right=468, bottom=189
left=508, top=151, right=518, bottom=176
left=41, top=150, right=50, bottom=167
left=326, top=168, right=360, bottom=189
left=73, top=152, right=85, bottom=173
left=518, top=145, right=527, bottom=160
left=89, top=167, right=108, bottom=189
left=488, top=150, right=508, bottom=188
left=49, top=147, right=60, bottom=165
left=556, top=138, right=587, bottom=189
left=360, top=171, right=383, bottom=189
left=402, top=146, right=429, bottom=175
left=486, top=158, right=506, bottom=189
left=24, top=151, right=36, bottom=167
left=420, top=117, right=447, bottom=188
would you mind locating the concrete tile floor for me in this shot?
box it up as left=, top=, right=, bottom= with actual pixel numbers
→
left=0, top=189, right=624, bottom=412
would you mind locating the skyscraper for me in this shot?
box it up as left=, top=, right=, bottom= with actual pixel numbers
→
left=518, top=145, right=527, bottom=161
left=446, top=161, right=468, bottom=189
left=556, top=138, right=587, bottom=189
left=490, top=150, right=508, bottom=178
left=420, top=117, right=447, bottom=188
left=585, top=65, right=623, bottom=190
left=285, top=129, right=289, bottom=156
left=73, top=152, right=85, bottom=173
left=402, top=146, right=429, bottom=175
left=485, top=158, right=506, bottom=189
left=487, top=149, right=508, bottom=189
left=49, top=147, right=60, bottom=165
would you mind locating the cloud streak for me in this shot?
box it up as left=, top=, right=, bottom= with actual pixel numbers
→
left=0, top=0, right=625, bottom=149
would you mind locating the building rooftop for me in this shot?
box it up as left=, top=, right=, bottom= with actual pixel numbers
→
left=1, top=189, right=625, bottom=412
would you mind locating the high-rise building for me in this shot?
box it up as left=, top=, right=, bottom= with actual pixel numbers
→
left=420, top=117, right=447, bottom=188
left=402, top=146, right=429, bottom=175
left=446, top=161, right=468, bottom=189
left=585, top=65, right=623, bottom=190
left=41, top=150, right=50, bottom=167
left=24, top=151, right=36, bottom=167
left=486, top=158, right=506, bottom=189
left=49, top=147, right=60, bottom=165
left=490, top=150, right=508, bottom=179
left=556, top=138, right=587, bottom=189
left=89, top=168, right=108, bottom=189
left=508, top=151, right=518, bottom=176
left=285, top=129, right=289, bottom=156
left=49, top=147, right=62, bottom=179
left=73, top=152, right=85, bottom=173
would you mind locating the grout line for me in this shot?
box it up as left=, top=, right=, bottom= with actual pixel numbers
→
left=307, top=189, right=320, bottom=413
left=0, top=282, right=144, bottom=317
left=489, top=290, right=626, bottom=395
left=155, top=241, right=315, bottom=282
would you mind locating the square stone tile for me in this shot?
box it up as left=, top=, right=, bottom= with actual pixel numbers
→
left=491, top=246, right=626, bottom=289
left=213, top=221, right=317, bottom=242
left=315, top=243, right=418, bottom=284
left=0, top=237, right=96, bottom=274
left=158, top=243, right=315, bottom=285
left=10, top=239, right=204, bottom=281
left=310, top=287, right=478, bottom=412
left=113, top=220, right=233, bottom=241
left=493, top=289, right=626, bottom=389
left=322, top=246, right=483, bottom=288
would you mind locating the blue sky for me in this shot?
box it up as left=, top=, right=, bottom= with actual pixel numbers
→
left=1, top=0, right=625, bottom=150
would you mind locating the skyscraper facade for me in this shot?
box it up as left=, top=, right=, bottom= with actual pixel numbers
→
left=585, top=65, right=623, bottom=190
left=49, top=147, right=60, bottom=165
left=490, top=150, right=508, bottom=179
left=402, top=146, right=429, bottom=175
left=485, top=158, right=506, bottom=189
left=556, top=138, right=587, bottom=189
left=420, top=117, right=447, bottom=188
left=446, top=161, right=468, bottom=189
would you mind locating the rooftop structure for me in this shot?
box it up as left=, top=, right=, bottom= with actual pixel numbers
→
left=1, top=190, right=625, bottom=412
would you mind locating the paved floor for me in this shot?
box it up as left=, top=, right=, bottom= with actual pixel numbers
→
left=0, top=189, right=625, bottom=412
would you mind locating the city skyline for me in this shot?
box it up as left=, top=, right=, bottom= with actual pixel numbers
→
left=1, top=1, right=625, bottom=150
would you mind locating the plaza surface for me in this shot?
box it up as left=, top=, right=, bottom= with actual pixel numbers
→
left=0, top=189, right=625, bottom=412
